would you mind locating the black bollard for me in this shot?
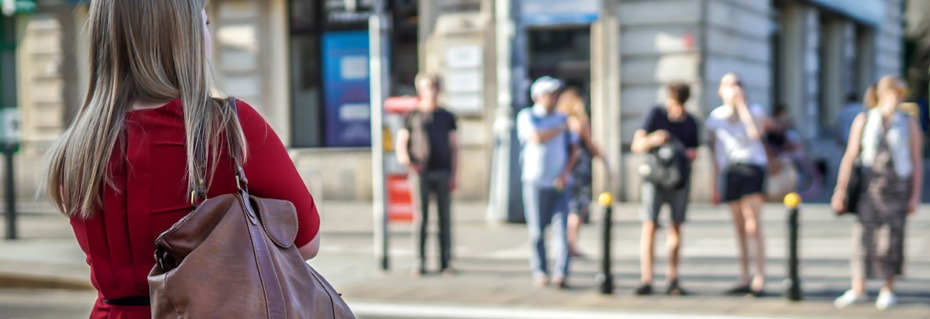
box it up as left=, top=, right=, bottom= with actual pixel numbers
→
left=596, top=193, right=614, bottom=295
left=784, top=193, right=802, bottom=301
left=3, top=143, right=16, bottom=240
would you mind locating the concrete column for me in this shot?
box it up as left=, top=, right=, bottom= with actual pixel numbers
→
left=856, top=27, right=877, bottom=92
left=590, top=12, right=621, bottom=199
left=486, top=0, right=513, bottom=222
left=264, top=0, right=291, bottom=145
left=821, top=17, right=852, bottom=130
left=779, top=3, right=819, bottom=140
left=418, top=0, right=437, bottom=72
left=15, top=7, right=68, bottom=200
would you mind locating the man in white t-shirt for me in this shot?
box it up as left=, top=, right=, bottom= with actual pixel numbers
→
left=706, top=73, right=771, bottom=298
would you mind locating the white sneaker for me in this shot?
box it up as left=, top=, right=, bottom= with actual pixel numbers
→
left=876, top=290, right=897, bottom=310
left=834, top=290, right=868, bottom=308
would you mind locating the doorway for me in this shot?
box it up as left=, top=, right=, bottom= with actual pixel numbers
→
left=526, top=27, right=591, bottom=109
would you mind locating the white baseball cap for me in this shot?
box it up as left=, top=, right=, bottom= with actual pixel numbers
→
left=531, top=76, right=563, bottom=99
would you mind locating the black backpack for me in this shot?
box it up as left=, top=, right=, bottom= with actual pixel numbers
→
left=639, top=138, right=688, bottom=190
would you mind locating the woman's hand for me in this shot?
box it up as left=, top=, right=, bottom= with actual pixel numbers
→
left=831, top=191, right=846, bottom=213
left=908, top=197, right=919, bottom=215
left=554, top=173, right=569, bottom=191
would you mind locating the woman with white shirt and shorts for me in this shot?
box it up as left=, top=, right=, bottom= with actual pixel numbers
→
left=706, top=73, right=772, bottom=297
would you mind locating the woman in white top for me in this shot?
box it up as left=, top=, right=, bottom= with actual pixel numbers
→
left=832, top=75, right=922, bottom=310
left=706, top=73, right=771, bottom=297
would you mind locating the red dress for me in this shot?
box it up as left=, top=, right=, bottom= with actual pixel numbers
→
left=69, top=99, right=321, bottom=319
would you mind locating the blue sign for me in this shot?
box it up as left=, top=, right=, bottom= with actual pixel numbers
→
left=520, top=0, right=599, bottom=26
left=322, top=31, right=371, bottom=147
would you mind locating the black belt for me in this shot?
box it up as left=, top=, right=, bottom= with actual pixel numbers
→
left=103, top=296, right=150, bottom=306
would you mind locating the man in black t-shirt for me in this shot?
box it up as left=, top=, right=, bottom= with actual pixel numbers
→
left=396, top=74, right=459, bottom=276
left=630, top=81, right=700, bottom=296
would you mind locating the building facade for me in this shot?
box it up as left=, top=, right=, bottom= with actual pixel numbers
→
left=3, top=0, right=907, bottom=210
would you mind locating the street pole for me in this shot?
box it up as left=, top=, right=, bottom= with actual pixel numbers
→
left=784, top=193, right=802, bottom=301
left=369, top=4, right=391, bottom=270
left=486, top=0, right=514, bottom=223
left=3, top=142, right=15, bottom=240
left=596, top=192, right=614, bottom=295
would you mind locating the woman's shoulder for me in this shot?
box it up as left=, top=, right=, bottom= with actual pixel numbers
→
left=231, top=99, right=268, bottom=126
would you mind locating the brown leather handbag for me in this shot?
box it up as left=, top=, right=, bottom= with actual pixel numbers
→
left=148, top=98, right=355, bottom=319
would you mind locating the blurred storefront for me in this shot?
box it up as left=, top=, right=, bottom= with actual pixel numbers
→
left=3, top=0, right=909, bottom=208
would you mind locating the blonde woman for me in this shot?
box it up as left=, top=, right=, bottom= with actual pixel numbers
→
left=832, top=76, right=922, bottom=310
left=44, top=2, right=320, bottom=317
left=556, top=87, right=611, bottom=258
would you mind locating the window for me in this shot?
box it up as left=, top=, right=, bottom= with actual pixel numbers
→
left=290, top=0, right=375, bottom=148
left=289, top=0, right=323, bottom=147
left=0, top=16, right=16, bottom=107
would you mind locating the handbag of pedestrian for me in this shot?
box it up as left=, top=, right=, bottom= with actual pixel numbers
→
left=838, top=112, right=870, bottom=216
left=765, top=156, right=799, bottom=202
left=638, top=138, right=688, bottom=190
left=148, top=97, right=356, bottom=319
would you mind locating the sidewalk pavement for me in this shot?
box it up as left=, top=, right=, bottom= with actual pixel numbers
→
left=1, top=201, right=929, bottom=318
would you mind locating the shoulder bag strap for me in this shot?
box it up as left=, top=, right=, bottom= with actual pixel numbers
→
left=227, top=97, right=288, bottom=318
left=226, top=97, right=249, bottom=193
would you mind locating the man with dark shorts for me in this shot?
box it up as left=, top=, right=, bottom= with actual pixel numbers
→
left=631, top=81, right=700, bottom=296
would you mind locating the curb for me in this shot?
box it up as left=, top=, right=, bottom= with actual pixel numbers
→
left=0, top=271, right=94, bottom=291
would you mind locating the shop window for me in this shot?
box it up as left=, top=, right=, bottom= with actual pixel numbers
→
left=290, top=0, right=416, bottom=148
left=291, top=0, right=375, bottom=148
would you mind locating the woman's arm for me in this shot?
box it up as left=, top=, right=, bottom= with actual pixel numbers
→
left=298, top=232, right=321, bottom=260
left=578, top=120, right=613, bottom=179
left=237, top=101, right=321, bottom=260
left=832, top=114, right=866, bottom=212
left=708, top=133, right=720, bottom=205
left=909, top=117, right=923, bottom=215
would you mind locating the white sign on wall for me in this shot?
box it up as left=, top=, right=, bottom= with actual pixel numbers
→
left=444, top=70, right=483, bottom=94
left=444, top=94, right=483, bottom=114
left=445, top=46, right=482, bottom=69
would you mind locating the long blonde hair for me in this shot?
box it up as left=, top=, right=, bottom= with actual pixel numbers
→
left=557, top=87, right=589, bottom=124
left=45, top=0, right=246, bottom=219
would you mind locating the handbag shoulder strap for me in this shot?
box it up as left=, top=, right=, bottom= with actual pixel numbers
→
left=189, top=97, right=250, bottom=206
left=226, top=97, right=249, bottom=193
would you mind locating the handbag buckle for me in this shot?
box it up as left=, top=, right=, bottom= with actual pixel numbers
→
left=154, top=246, right=166, bottom=270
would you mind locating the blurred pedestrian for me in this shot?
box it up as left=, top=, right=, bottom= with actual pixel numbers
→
left=396, top=74, right=459, bottom=276
left=706, top=73, right=771, bottom=297
left=556, top=87, right=612, bottom=259
left=765, top=104, right=801, bottom=155
left=631, top=81, right=700, bottom=296
left=517, top=76, right=582, bottom=289
left=43, top=1, right=322, bottom=317
left=837, top=92, right=868, bottom=147
left=832, top=75, right=922, bottom=310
